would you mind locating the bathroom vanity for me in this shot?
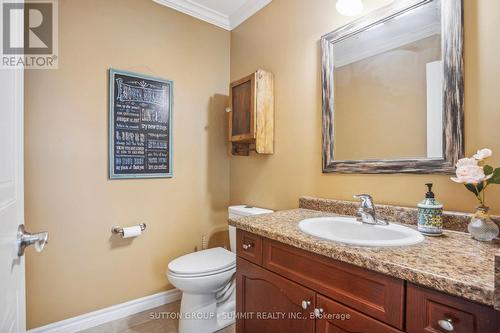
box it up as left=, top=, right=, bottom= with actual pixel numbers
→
left=230, top=198, right=500, bottom=333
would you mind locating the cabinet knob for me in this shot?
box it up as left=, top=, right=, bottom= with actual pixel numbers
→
left=242, top=243, right=253, bottom=250
left=438, top=318, right=454, bottom=331
left=313, top=308, right=324, bottom=318
left=301, top=300, right=311, bottom=310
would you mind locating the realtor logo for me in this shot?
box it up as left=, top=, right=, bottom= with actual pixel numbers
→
left=1, top=0, right=58, bottom=69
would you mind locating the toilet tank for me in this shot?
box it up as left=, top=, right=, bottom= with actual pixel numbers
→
left=228, top=205, right=273, bottom=253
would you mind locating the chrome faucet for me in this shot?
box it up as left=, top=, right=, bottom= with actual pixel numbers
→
left=353, top=194, right=388, bottom=225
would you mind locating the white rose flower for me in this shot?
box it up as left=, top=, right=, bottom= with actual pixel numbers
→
left=473, top=148, right=492, bottom=160
left=455, top=157, right=478, bottom=168
left=451, top=165, right=492, bottom=184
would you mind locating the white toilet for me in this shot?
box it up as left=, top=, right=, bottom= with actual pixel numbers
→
left=167, top=205, right=273, bottom=333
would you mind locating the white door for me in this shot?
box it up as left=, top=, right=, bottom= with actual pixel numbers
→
left=1, top=0, right=53, bottom=329
left=1, top=4, right=49, bottom=332
left=0, top=65, right=26, bottom=332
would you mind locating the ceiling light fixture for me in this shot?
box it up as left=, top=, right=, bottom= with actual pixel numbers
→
left=336, top=0, right=364, bottom=17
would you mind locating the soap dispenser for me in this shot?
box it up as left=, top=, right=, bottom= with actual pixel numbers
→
left=417, top=183, right=443, bottom=236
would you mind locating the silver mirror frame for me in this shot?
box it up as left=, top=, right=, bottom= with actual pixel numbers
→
left=321, top=0, right=464, bottom=174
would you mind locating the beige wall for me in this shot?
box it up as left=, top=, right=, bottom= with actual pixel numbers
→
left=24, top=0, right=230, bottom=328
left=230, top=0, right=500, bottom=214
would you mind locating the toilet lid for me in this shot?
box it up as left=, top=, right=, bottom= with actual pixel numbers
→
left=168, top=247, right=236, bottom=275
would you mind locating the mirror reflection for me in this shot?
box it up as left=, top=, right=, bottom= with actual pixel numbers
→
left=333, top=0, right=442, bottom=161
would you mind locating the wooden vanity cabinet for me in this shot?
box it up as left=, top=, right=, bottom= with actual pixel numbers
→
left=235, top=229, right=500, bottom=333
left=237, top=258, right=403, bottom=333
left=236, top=257, right=316, bottom=333
left=229, top=69, right=274, bottom=155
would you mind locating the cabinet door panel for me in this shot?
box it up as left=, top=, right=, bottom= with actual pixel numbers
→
left=236, top=229, right=263, bottom=265
left=406, top=284, right=500, bottom=333
left=230, top=74, right=255, bottom=141
left=232, top=81, right=251, bottom=135
left=315, top=295, right=403, bottom=333
left=236, top=257, right=315, bottom=333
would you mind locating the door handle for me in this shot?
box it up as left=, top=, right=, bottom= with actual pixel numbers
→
left=242, top=243, right=254, bottom=250
left=17, top=224, right=49, bottom=257
left=313, top=308, right=324, bottom=318
left=437, top=318, right=454, bottom=331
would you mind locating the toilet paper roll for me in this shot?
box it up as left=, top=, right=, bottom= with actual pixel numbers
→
left=122, top=226, right=142, bottom=238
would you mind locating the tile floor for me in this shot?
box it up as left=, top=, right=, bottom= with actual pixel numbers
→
left=78, top=301, right=235, bottom=333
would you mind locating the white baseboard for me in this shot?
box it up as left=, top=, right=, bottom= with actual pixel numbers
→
left=28, top=289, right=182, bottom=333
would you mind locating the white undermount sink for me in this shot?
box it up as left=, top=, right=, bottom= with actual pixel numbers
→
left=298, top=216, right=424, bottom=247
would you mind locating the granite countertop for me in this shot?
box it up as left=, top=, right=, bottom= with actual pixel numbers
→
left=230, top=208, right=500, bottom=309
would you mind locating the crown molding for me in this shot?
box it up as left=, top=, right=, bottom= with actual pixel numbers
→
left=153, top=0, right=231, bottom=30
left=229, top=0, right=272, bottom=29
left=153, top=0, right=272, bottom=31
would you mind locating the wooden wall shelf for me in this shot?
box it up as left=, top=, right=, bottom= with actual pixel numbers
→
left=228, top=69, right=274, bottom=156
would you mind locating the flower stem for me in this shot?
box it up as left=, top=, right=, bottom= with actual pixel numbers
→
left=474, top=184, right=484, bottom=206
left=482, top=183, right=487, bottom=206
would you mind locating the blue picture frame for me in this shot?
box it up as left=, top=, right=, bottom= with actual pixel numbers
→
left=109, top=69, right=173, bottom=179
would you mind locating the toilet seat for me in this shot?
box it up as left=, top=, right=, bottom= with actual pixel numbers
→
left=168, top=264, right=235, bottom=278
left=168, top=247, right=236, bottom=277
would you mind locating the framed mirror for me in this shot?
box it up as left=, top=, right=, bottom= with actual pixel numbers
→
left=321, top=0, right=464, bottom=174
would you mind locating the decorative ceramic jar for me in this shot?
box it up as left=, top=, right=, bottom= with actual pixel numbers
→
left=417, top=183, right=443, bottom=236
left=467, top=206, right=499, bottom=241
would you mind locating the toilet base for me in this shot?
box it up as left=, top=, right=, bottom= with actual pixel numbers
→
left=178, top=287, right=235, bottom=333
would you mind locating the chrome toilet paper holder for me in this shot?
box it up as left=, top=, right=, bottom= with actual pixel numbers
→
left=111, top=223, right=147, bottom=237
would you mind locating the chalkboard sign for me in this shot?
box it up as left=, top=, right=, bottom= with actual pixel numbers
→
left=109, top=69, right=173, bottom=179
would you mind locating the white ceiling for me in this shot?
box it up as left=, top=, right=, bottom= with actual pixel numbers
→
left=153, top=0, right=272, bottom=30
